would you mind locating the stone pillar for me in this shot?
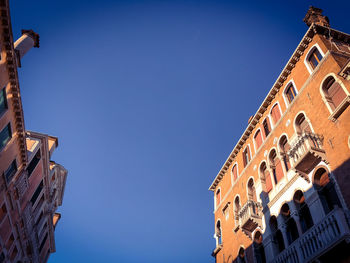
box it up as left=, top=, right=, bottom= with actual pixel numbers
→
left=277, top=216, right=289, bottom=247
left=305, top=189, right=326, bottom=224
left=263, top=235, right=276, bottom=263
left=289, top=201, right=304, bottom=235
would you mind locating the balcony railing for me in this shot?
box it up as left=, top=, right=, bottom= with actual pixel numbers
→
left=238, top=200, right=262, bottom=233
left=272, top=207, right=350, bottom=263
left=288, top=132, right=326, bottom=175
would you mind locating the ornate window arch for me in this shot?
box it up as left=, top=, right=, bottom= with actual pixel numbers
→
left=247, top=177, right=257, bottom=202
left=262, top=116, right=272, bottom=138
left=283, top=80, right=298, bottom=106
left=268, top=148, right=284, bottom=184
left=259, top=161, right=272, bottom=193
left=215, top=188, right=221, bottom=209
left=293, top=112, right=313, bottom=134
left=231, top=163, right=239, bottom=184
left=243, top=145, right=252, bottom=167
left=293, top=190, right=314, bottom=233
left=320, top=74, right=350, bottom=119
left=278, top=134, right=291, bottom=172
left=304, top=43, right=325, bottom=74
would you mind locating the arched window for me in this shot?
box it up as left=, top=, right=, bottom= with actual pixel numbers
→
left=270, top=104, right=282, bottom=125
left=269, top=150, right=284, bottom=184
left=260, top=162, right=272, bottom=193
left=253, top=231, right=266, bottom=263
left=254, top=130, right=263, bottom=150
left=269, top=216, right=285, bottom=253
left=262, top=118, right=271, bottom=138
left=247, top=178, right=257, bottom=202
left=232, top=164, right=238, bottom=182
left=293, top=190, right=313, bottom=233
left=216, top=220, right=222, bottom=245
left=295, top=113, right=311, bottom=134
left=243, top=146, right=251, bottom=167
left=279, top=136, right=290, bottom=172
left=215, top=189, right=221, bottom=208
left=314, top=168, right=342, bottom=214
left=285, top=83, right=297, bottom=104
left=322, top=76, right=347, bottom=111
left=307, top=46, right=323, bottom=70
left=281, top=203, right=299, bottom=245
left=234, top=196, right=241, bottom=228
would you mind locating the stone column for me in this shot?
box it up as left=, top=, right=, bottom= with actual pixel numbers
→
left=277, top=216, right=289, bottom=247
left=305, top=189, right=326, bottom=224
left=289, top=201, right=304, bottom=235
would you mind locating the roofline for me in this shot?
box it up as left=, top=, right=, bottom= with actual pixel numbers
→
left=209, top=24, right=350, bottom=191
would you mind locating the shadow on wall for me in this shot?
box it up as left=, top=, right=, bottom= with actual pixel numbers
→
left=225, top=158, right=350, bottom=263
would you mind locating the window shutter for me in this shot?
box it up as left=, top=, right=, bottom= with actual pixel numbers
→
left=328, top=82, right=347, bottom=109
left=255, top=130, right=263, bottom=149
left=275, top=159, right=284, bottom=182
left=271, top=105, right=281, bottom=124
left=233, top=165, right=238, bottom=181
left=264, top=170, right=273, bottom=192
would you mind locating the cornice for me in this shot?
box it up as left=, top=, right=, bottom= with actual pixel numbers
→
left=0, top=0, right=27, bottom=166
left=209, top=24, right=350, bottom=191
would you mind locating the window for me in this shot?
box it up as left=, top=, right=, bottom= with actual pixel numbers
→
left=270, top=216, right=285, bottom=253
left=279, top=136, right=290, bottom=172
left=313, top=168, right=342, bottom=214
left=270, top=104, right=281, bottom=125
left=4, top=159, right=17, bottom=183
left=281, top=203, right=299, bottom=245
left=285, top=83, right=297, bottom=104
left=216, top=221, right=222, bottom=245
left=260, top=162, right=272, bottom=193
left=295, top=113, right=311, bottom=134
left=232, top=164, right=238, bottom=181
left=215, top=189, right=221, bottom=208
left=27, top=150, right=41, bottom=178
left=308, top=47, right=323, bottom=70
left=0, top=203, right=7, bottom=223
left=293, top=190, right=313, bottom=233
left=30, top=180, right=43, bottom=205
left=254, top=130, right=263, bottom=150
left=322, top=76, right=347, bottom=111
left=238, top=247, right=246, bottom=263
left=0, top=123, right=11, bottom=151
left=247, top=179, right=257, bottom=202
left=262, top=118, right=271, bottom=138
left=243, top=146, right=251, bottom=167
left=0, top=87, right=7, bottom=116
left=39, top=233, right=48, bottom=253
left=234, top=196, right=241, bottom=228
left=269, top=150, right=284, bottom=184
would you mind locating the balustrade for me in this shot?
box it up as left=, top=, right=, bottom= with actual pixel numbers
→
left=272, top=207, right=350, bottom=263
left=238, top=200, right=262, bottom=232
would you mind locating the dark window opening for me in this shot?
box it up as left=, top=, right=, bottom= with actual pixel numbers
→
left=286, top=84, right=297, bottom=103
left=0, top=87, right=7, bottom=116
left=30, top=181, right=43, bottom=206
left=27, top=150, right=41, bottom=178
left=308, top=48, right=323, bottom=70
left=4, top=159, right=17, bottom=183
left=0, top=123, right=11, bottom=151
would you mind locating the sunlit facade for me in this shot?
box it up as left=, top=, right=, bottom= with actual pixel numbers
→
left=209, top=7, right=350, bottom=263
left=0, top=0, right=67, bottom=262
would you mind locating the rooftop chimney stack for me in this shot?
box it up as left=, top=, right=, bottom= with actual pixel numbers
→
left=303, top=6, right=330, bottom=27
left=14, top=29, right=40, bottom=60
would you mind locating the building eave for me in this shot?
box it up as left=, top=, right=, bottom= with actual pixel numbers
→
left=209, top=23, right=350, bottom=191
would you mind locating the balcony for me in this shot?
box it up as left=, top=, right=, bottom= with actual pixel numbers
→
left=238, top=200, right=262, bottom=233
left=288, top=133, right=327, bottom=176
left=272, top=207, right=350, bottom=263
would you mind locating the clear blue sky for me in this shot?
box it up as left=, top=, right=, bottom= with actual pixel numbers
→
left=10, top=1, right=350, bottom=262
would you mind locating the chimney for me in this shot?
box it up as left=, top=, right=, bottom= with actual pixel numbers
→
left=303, top=6, right=330, bottom=27
left=14, top=29, right=39, bottom=60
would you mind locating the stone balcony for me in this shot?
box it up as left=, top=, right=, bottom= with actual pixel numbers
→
left=238, top=200, right=263, bottom=233
left=271, top=207, right=350, bottom=263
left=288, top=132, right=327, bottom=176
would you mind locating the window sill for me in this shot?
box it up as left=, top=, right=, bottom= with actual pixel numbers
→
left=328, top=95, right=350, bottom=122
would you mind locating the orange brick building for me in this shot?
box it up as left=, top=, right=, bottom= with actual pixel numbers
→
left=209, top=7, right=350, bottom=263
left=0, top=0, right=67, bottom=262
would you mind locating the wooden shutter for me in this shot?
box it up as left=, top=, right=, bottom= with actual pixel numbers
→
left=254, top=130, right=263, bottom=149
left=328, top=82, right=347, bottom=109
left=299, top=117, right=311, bottom=133
left=233, top=165, right=238, bottom=181
left=275, top=159, right=284, bottom=182
left=264, top=170, right=273, bottom=192
left=271, top=104, right=281, bottom=124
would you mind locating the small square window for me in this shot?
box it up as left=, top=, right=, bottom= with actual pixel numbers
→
left=0, top=123, right=11, bottom=151
left=4, top=159, right=17, bottom=183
